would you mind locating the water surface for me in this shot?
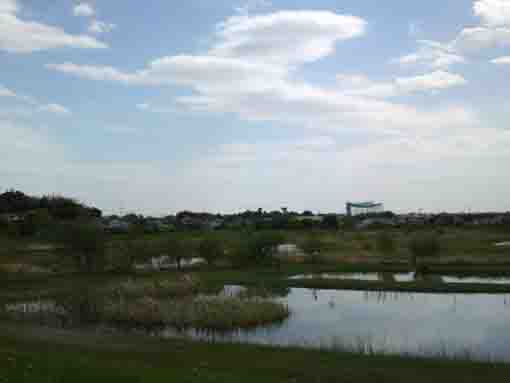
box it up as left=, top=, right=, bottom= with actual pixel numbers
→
left=289, top=272, right=510, bottom=284
left=161, top=287, right=510, bottom=361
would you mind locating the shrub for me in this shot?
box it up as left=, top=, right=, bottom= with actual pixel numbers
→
left=57, top=223, right=106, bottom=272
left=302, top=236, right=325, bottom=264
left=376, top=231, right=396, bottom=256
left=247, top=231, right=285, bottom=264
left=198, top=237, right=225, bottom=266
left=409, top=232, right=440, bottom=267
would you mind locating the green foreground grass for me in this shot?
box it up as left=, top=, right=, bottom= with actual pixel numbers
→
left=0, top=323, right=509, bottom=383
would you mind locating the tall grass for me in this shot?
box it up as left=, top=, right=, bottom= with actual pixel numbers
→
left=104, top=276, right=201, bottom=299
left=101, top=296, right=290, bottom=331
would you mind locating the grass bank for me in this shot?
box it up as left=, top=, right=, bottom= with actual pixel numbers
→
left=1, top=322, right=509, bottom=383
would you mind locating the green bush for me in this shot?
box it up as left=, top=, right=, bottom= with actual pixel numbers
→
left=57, top=223, right=106, bottom=272
left=376, top=231, right=396, bottom=256
left=198, top=237, right=225, bottom=266
left=302, top=236, right=325, bottom=264
left=409, top=232, right=440, bottom=267
left=247, top=231, right=285, bottom=263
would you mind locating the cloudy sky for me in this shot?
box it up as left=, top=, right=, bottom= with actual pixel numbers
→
left=1, top=0, right=510, bottom=215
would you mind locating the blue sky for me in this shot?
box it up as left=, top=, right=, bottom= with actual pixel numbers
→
left=1, top=0, right=510, bottom=215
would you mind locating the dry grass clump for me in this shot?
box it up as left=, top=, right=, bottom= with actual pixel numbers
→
left=0, top=263, right=52, bottom=274
left=105, top=275, right=201, bottom=299
left=102, top=295, right=290, bottom=331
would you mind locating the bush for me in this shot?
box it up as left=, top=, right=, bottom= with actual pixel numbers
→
left=409, top=232, right=440, bottom=267
left=376, top=231, right=396, bottom=256
left=247, top=231, right=285, bottom=264
left=57, top=223, right=106, bottom=272
left=110, top=238, right=156, bottom=272
left=302, top=236, right=325, bottom=264
left=198, top=237, right=225, bottom=266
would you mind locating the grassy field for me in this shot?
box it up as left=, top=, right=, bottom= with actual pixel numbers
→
left=2, top=226, right=510, bottom=273
left=1, top=322, right=509, bottom=383
left=2, top=227, right=510, bottom=380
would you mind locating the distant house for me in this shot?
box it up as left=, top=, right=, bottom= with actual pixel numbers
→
left=357, top=217, right=396, bottom=229
left=206, top=218, right=224, bottom=230
left=106, top=219, right=130, bottom=233
left=295, top=215, right=324, bottom=223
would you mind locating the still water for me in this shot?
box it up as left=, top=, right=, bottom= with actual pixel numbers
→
left=289, top=272, right=510, bottom=284
left=6, top=285, right=510, bottom=361
left=161, top=287, right=510, bottom=361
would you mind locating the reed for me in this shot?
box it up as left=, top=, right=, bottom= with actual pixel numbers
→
left=102, top=295, right=290, bottom=331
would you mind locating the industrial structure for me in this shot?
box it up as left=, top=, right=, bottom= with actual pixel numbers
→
left=346, top=201, right=384, bottom=216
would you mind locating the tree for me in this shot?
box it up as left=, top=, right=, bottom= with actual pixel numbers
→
left=408, top=232, right=440, bottom=269
left=322, top=215, right=339, bottom=230
left=198, top=237, right=225, bottom=266
left=376, top=231, right=396, bottom=257
left=58, top=223, right=106, bottom=272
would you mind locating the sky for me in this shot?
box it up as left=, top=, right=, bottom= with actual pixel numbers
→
left=1, top=0, right=510, bottom=215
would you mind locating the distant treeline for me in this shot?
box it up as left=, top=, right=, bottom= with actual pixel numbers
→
left=0, top=190, right=101, bottom=220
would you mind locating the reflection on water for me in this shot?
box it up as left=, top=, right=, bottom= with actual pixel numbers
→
left=159, top=287, right=510, bottom=361
left=289, top=272, right=510, bottom=285
left=7, top=286, right=510, bottom=361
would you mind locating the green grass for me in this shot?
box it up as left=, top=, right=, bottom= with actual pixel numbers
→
left=1, top=323, right=509, bottom=383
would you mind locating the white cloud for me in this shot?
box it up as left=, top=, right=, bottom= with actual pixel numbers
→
left=338, top=71, right=467, bottom=98
left=47, top=56, right=288, bottom=90
left=73, top=2, right=95, bottom=17
left=0, top=84, right=70, bottom=117
left=47, top=10, right=475, bottom=136
left=0, top=0, right=17, bottom=13
left=453, top=26, right=510, bottom=51
left=88, top=19, right=116, bottom=34
left=38, top=103, right=71, bottom=116
left=211, top=10, right=366, bottom=65
left=46, top=62, right=136, bottom=83
left=492, top=55, right=510, bottom=63
left=0, top=84, right=16, bottom=97
left=394, top=40, right=465, bottom=69
left=396, top=1, right=510, bottom=67
left=395, top=71, right=467, bottom=93
left=0, top=0, right=107, bottom=53
left=474, top=0, right=510, bottom=27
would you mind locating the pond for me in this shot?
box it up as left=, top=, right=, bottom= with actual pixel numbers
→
left=289, top=272, right=510, bottom=284
left=159, top=287, right=510, bottom=361
left=6, top=285, right=510, bottom=361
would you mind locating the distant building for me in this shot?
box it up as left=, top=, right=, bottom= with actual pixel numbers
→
left=106, top=219, right=130, bottom=233
left=346, top=201, right=384, bottom=216
left=295, top=215, right=324, bottom=223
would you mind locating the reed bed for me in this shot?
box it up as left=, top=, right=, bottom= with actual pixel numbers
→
left=102, top=295, right=290, bottom=331
left=103, top=275, right=201, bottom=299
